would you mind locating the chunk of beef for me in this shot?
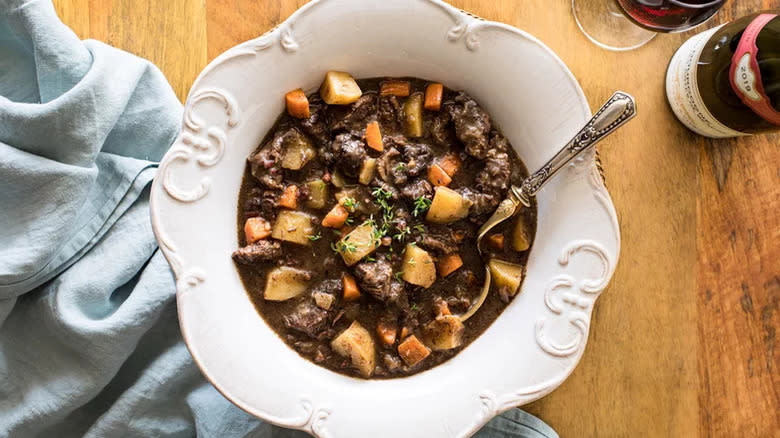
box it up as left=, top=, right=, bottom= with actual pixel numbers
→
left=330, top=133, right=367, bottom=177
left=311, top=279, right=341, bottom=310
left=378, top=94, right=402, bottom=133
left=311, top=278, right=341, bottom=296
left=459, top=187, right=498, bottom=217
left=390, top=207, right=411, bottom=234
left=400, top=142, right=432, bottom=177
left=420, top=225, right=459, bottom=255
left=284, top=301, right=329, bottom=338
left=248, top=129, right=287, bottom=189
left=383, top=134, right=407, bottom=151
left=370, top=179, right=400, bottom=202
left=296, top=94, right=330, bottom=147
left=243, top=188, right=278, bottom=220
left=400, top=179, right=432, bottom=203
left=488, top=132, right=509, bottom=152
left=446, top=296, right=473, bottom=314
left=353, top=260, right=406, bottom=304
left=430, top=109, right=456, bottom=147
left=330, top=93, right=377, bottom=132
left=377, top=147, right=407, bottom=185
left=447, top=92, right=491, bottom=159
left=380, top=136, right=414, bottom=183
left=475, top=147, right=510, bottom=197
left=232, top=240, right=282, bottom=264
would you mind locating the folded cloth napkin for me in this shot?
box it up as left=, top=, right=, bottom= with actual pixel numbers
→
left=0, top=1, right=558, bottom=437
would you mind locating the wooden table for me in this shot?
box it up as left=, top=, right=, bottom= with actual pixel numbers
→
left=53, top=0, right=779, bottom=436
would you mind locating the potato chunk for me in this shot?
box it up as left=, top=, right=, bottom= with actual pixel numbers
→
left=401, top=244, right=436, bottom=288
left=398, top=335, right=430, bottom=367
left=319, top=71, right=362, bottom=105
left=264, top=266, right=310, bottom=301
left=336, top=221, right=379, bottom=266
left=280, top=130, right=316, bottom=170
left=330, top=170, right=347, bottom=188
left=305, top=179, right=328, bottom=210
left=358, top=158, right=377, bottom=185
left=512, top=216, right=531, bottom=251
left=271, top=211, right=316, bottom=245
left=488, top=259, right=524, bottom=297
left=403, top=93, right=424, bottom=138
left=423, top=315, right=465, bottom=351
left=426, top=186, right=471, bottom=224
left=331, top=321, right=376, bottom=377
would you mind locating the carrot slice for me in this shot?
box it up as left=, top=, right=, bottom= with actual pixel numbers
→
left=365, top=121, right=383, bottom=152
left=342, top=273, right=361, bottom=301
left=438, top=153, right=461, bottom=177
left=437, top=253, right=463, bottom=277
left=400, top=327, right=411, bottom=340
left=322, top=204, right=349, bottom=228
left=398, top=335, right=430, bottom=366
left=244, top=217, right=272, bottom=243
left=487, top=233, right=504, bottom=251
left=376, top=321, right=397, bottom=346
left=285, top=88, right=310, bottom=119
left=427, top=163, right=452, bottom=187
left=278, top=185, right=298, bottom=209
left=380, top=80, right=411, bottom=97
left=424, top=83, right=444, bottom=111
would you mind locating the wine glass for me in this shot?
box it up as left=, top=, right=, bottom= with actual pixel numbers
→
left=572, top=0, right=727, bottom=51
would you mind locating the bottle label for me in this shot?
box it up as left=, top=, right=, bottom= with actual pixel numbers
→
left=729, top=14, right=780, bottom=125
left=666, top=25, right=748, bottom=138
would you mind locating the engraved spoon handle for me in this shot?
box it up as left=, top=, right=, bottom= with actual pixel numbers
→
left=514, top=91, right=637, bottom=206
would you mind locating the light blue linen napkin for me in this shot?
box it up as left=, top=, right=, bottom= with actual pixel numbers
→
left=0, top=1, right=558, bottom=437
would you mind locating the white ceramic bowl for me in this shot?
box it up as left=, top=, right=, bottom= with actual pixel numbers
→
left=150, top=0, right=620, bottom=436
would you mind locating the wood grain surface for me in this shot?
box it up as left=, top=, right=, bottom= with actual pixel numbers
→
left=51, top=0, right=779, bottom=436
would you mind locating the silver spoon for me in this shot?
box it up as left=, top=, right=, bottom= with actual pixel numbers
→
left=459, top=91, right=637, bottom=322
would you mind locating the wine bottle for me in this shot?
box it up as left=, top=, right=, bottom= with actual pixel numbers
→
left=666, top=12, right=780, bottom=137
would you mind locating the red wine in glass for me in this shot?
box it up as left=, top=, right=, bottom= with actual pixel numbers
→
left=616, top=0, right=726, bottom=32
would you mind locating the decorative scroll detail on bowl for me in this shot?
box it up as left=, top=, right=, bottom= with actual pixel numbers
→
left=535, top=240, right=612, bottom=357
left=262, top=399, right=332, bottom=438
left=152, top=213, right=206, bottom=295
left=221, top=36, right=274, bottom=63
left=280, top=24, right=300, bottom=52
left=463, top=21, right=491, bottom=51
left=161, top=88, right=241, bottom=202
left=423, top=0, right=468, bottom=41
left=460, top=379, right=559, bottom=438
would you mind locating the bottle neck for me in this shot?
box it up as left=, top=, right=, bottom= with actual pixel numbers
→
left=729, top=14, right=780, bottom=125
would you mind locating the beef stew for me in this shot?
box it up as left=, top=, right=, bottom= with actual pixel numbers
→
left=234, top=73, right=536, bottom=378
